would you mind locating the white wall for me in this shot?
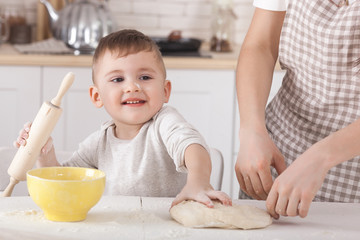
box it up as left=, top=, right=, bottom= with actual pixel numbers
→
left=0, top=0, right=254, bottom=44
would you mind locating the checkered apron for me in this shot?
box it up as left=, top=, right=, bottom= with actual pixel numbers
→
left=264, top=0, right=360, bottom=202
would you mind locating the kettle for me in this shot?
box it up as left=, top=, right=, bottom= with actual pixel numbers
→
left=40, top=0, right=116, bottom=54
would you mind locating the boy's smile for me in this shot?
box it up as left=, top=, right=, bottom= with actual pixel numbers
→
left=90, top=50, right=171, bottom=139
left=122, top=98, right=146, bottom=106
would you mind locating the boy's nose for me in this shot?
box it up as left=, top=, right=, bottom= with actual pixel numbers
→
left=124, top=81, right=141, bottom=93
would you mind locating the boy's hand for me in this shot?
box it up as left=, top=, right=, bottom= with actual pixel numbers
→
left=14, top=122, right=54, bottom=157
left=173, top=144, right=231, bottom=208
left=14, top=122, right=31, bottom=148
left=171, top=183, right=232, bottom=208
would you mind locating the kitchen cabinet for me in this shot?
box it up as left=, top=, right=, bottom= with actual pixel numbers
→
left=0, top=66, right=41, bottom=146
left=231, top=71, right=285, bottom=197
left=166, top=69, right=236, bottom=195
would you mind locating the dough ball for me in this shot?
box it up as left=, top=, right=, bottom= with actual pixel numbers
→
left=170, top=200, right=272, bottom=229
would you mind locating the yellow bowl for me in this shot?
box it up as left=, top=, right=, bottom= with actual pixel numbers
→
left=27, top=167, right=106, bottom=222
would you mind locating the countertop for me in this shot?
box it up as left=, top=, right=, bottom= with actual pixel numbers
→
left=0, top=43, right=238, bottom=70
left=0, top=196, right=359, bottom=240
left=0, top=43, right=281, bottom=70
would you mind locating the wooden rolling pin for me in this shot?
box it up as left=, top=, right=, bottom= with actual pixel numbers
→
left=1, top=72, right=75, bottom=197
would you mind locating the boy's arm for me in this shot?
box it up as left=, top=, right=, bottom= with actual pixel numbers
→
left=171, top=144, right=232, bottom=208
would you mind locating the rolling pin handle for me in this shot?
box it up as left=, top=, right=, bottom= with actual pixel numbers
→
left=51, top=72, right=75, bottom=107
left=1, top=177, right=20, bottom=197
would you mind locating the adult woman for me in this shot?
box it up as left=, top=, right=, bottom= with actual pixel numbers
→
left=235, top=0, right=360, bottom=219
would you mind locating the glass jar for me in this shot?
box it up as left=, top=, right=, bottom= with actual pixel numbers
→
left=0, top=16, right=9, bottom=44
left=210, top=0, right=236, bottom=52
left=1, top=3, right=27, bottom=43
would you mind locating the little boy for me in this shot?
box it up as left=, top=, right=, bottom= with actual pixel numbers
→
left=15, top=29, right=231, bottom=208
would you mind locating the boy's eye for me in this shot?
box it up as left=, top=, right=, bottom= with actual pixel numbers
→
left=140, top=75, right=152, bottom=81
left=111, top=77, right=124, bottom=83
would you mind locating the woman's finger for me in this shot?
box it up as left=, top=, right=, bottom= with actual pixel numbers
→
left=298, top=197, right=312, bottom=218
left=258, top=166, right=274, bottom=195
left=250, top=173, right=268, bottom=200
left=275, top=194, right=288, bottom=217
left=266, top=189, right=279, bottom=219
left=236, top=171, right=250, bottom=196
left=243, top=174, right=257, bottom=198
left=286, top=194, right=300, bottom=216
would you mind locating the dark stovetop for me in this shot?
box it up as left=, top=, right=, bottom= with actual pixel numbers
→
left=161, top=51, right=211, bottom=58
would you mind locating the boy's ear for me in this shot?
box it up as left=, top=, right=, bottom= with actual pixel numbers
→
left=164, top=80, right=172, bottom=103
left=89, top=85, right=104, bottom=108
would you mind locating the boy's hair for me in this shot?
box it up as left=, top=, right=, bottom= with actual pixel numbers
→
left=92, top=29, right=166, bottom=82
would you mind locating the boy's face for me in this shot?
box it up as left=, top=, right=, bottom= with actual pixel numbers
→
left=90, top=50, right=171, bottom=129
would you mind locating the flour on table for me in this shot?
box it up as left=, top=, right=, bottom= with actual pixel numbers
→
left=3, top=209, right=46, bottom=222
left=170, top=200, right=272, bottom=229
left=115, top=210, right=163, bottom=224
left=165, top=228, right=190, bottom=238
left=5, top=209, right=38, bottom=216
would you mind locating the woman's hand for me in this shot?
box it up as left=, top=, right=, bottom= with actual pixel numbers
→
left=171, top=182, right=232, bottom=208
left=235, top=127, right=287, bottom=200
left=266, top=145, right=329, bottom=219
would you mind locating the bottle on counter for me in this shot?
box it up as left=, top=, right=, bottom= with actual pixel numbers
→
left=0, top=16, right=9, bottom=44
left=1, top=3, right=31, bottom=44
left=210, top=0, right=236, bottom=52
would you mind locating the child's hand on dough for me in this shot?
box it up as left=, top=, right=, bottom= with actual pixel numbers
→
left=171, top=183, right=232, bottom=209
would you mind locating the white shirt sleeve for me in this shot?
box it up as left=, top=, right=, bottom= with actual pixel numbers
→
left=154, top=106, right=210, bottom=172
left=253, top=0, right=288, bottom=11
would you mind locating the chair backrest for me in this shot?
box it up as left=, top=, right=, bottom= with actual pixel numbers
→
left=209, top=148, right=224, bottom=191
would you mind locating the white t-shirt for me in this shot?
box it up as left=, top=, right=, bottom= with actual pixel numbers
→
left=254, top=0, right=356, bottom=11
left=63, top=105, right=209, bottom=197
left=253, top=0, right=288, bottom=11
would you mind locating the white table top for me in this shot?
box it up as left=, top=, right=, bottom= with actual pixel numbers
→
left=0, top=196, right=359, bottom=240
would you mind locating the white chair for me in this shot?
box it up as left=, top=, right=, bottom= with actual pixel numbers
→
left=209, top=148, right=224, bottom=191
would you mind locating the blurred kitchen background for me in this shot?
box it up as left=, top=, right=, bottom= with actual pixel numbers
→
left=1, top=0, right=281, bottom=198
left=0, top=0, right=253, bottom=46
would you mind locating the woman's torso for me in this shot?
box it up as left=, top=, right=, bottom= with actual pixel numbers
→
left=266, top=0, right=360, bottom=202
